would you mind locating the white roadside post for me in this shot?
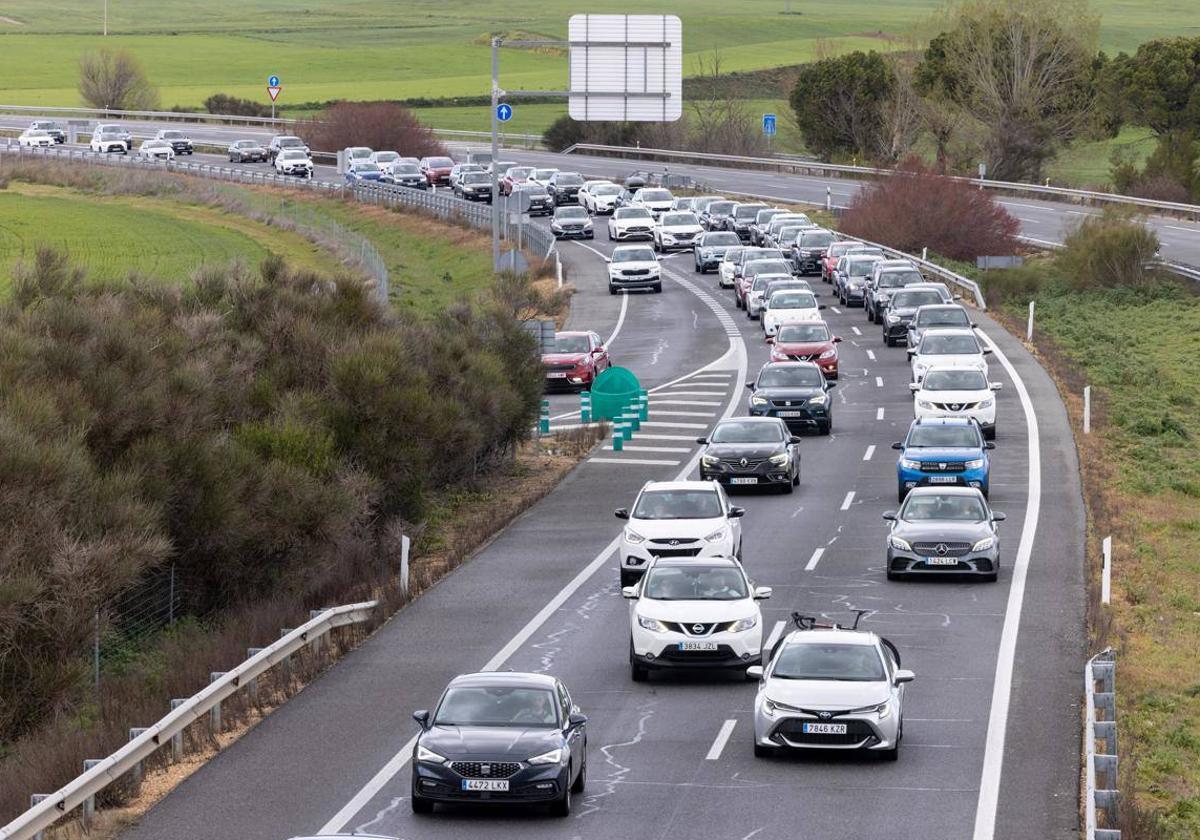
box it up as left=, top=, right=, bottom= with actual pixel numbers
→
left=1083, top=385, right=1092, bottom=434
left=1027, top=301, right=1035, bottom=342
left=1101, top=536, right=1112, bottom=605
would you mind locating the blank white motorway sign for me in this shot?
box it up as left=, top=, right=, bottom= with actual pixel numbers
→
left=568, top=14, right=682, bottom=122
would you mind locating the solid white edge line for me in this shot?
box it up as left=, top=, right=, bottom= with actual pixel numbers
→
left=840, top=491, right=855, bottom=511
left=764, top=620, right=786, bottom=654
left=606, top=289, right=629, bottom=348
left=863, top=445, right=875, bottom=461
left=875, top=376, right=884, bottom=388
left=317, top=262, right=749, bottom=837
left=970, top=327, right=1042, bottom=840
left=705, top=719, right=738, bottom=761
left=804, top=547, right=825, bottom=571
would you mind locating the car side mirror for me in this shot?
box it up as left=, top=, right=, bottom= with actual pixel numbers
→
left=906, top=349, right=916, bottom=358
left=985, top=441, right=996, bottom=450
left=826, top=381, right=837, bottom=388
left=954, top=294, right=964, bottom=300
left=833, top=336, right=843, bottom=343
left=990, top=382, right=1003, bottom=391
left=728, top=506, right=745, bottom=518
left=753, top=586, right=773, bottom=600
left=789, top=436, right=802, bottom=444
left=891, top=442, right=903, bottom=450
left=745, top=382, right=755, bottom=390
left=983, top=348, right=993, bottom=355
left=882, top=511, right=897, bottom=521
left=695, top=437, right=709, bottom=444
left=568, top=712, right=588, bottom=729
left=765, top=336, right=775, bottom=344
left=746, top=665, right=765, bottom=680
left=621, top=585, right=639, bottom=599
left=971, top=322, right=978, bottom=328
left=818, top=304, right=827, bottom=310
left=412, top=709, right=430, bottom=729
left=614, top=508, right=629, bottom=519
left=992, top=512, right=1007, bottom=521
left=894, top=669, right=916, bottom=685
left=908, top=383, right=919, bottom=392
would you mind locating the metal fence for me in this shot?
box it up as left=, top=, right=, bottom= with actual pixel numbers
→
left=1085, top=648, right=1120, bottom=839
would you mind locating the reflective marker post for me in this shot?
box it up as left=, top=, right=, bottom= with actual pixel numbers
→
left=580, top=391, right=591, bottom=424
left=1027, top=301, right=1035, bottom=342
left=1083, top=385, right=1092, bottom=434
left=1101, top=535, right=1112, bottom=605
left=539, top=400, right=550, bottom=434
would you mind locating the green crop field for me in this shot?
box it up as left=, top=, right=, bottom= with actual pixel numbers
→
left=0, top=1, right=1194, bottom=109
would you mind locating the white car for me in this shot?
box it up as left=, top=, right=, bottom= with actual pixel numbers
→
left=529, top=168, right=559, bottom=188
left=761, top=289, right=824, bottom=337
left=18, top=129, right=54, bottom=148
left=274, top=149, right=314, bottom=178
left=371, top=150, right=402, bottom=175
left=607, top=245, right=661, bottom=295
left=624, top=556, right=770, bottom=682
left=137, top=139, right=175, bottom=161
left=579, top=181, right=621, bottom=215
left=90, top=128, right=130, bottom=154
left=94, top=123, right=132, bottom=149
left=718, top=247, right=745, bottom=288
left=653, top=211, right=703, bottom=252
left=343, top=146, right=374, bottom=170
left=744, top=259, right=798, bottom=318
left=749, top=624, right=914, bottom=759
left=608, top=207, right=656, bottom=241
left=615, top=480, right=744, bottom=586
left=629, top=187, right=675, bottom=218
left=911, top=367, right=1001, bottom=439
left=908, top=328, right=991, bottom=384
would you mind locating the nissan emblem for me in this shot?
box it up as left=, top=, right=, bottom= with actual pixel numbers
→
left=692, top=623, right=705, bottom=634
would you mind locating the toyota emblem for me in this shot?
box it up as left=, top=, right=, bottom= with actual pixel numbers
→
left=740, top=457, right=749, bottom=467
left=692, top=623, right=705, bottom=634
left=818, top=711, right=833, bottom=720
left=934, top=543, right=949, bottom=555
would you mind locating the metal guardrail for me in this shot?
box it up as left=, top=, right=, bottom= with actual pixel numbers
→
left=1085, top=648, right=1121, bottom=839
left=0, top=600, right=378, bottom=840
left=0, top=103, right=292, bottom=127
left=844, top=234, right=987, bottom=310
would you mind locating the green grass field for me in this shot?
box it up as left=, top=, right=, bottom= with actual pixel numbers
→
left=0, top=1, right=1195, bottom=109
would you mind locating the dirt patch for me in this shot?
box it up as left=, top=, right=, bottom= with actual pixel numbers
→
left=848, top=30, right=901, bottom=42
left=0, top=16, right=24, bottom=26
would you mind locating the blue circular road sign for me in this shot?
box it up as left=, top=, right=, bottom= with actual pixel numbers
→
left=268, top=75, right=280, bottom=87
left=496, top=103, right=513, bottom=122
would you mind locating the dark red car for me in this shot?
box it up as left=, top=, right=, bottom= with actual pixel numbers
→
left=542, top=331, right=611, bottom=390
left=500, top=166, right=534, bottom=196
left=821, top=241, right=860, bottom=283
left=767, top=320, right=842, bottom=379
left=419, top=155, right=455, bottom=186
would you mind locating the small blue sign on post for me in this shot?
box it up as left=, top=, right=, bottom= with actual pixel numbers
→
left=496, top=103, right=513, bottom=122
left=268, top=75, right=280, bottom=88
left=762, top=113, right=777, bottom=137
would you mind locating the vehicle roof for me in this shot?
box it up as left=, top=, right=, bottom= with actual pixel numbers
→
left=781, top=628, right=879, bottom=647
left=904, top=485, right=986, bottom=498
left=877, top=259, right=917, bottom=270
left=919, top=327, right=977, bottom=338
left=652, top=554, right=740, bottom=569
left=641, top=480, right=720, bottom=492
left=911, top=416, right=977, bottom=427
left=448, top=671, right=558, bottom=690
left=714, top=413, right=788, bottom=423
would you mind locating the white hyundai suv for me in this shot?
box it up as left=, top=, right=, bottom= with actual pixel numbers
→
left=911, top=367, right=1001, bottom=439
left=624, top=556, right=770, bottom=681
left=614, top=481, right=744, bottom=587
left=653, top=211, right=703, bottom=252
left=908, top=327, right=991, bottom=384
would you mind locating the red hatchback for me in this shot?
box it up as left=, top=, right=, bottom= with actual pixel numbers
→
left=821, top=241, right=860, bottom=283
left=500, top=166, right=534, bottom=195
left=419, top=155, right=455, bottom=185
left=767, top=321, right=842, bottom=379
left=542, top=330, right=611, bottom=390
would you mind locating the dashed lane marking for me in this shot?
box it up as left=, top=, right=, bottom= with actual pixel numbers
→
left=589, top=457, right=682, bottom=466
left=651, top=410, right=719, bottom=418
left=642, top=420, right=709, bottom=430
left=805, top=547, right=825, bottom=571
left=877, top=407, right=885, bottom=420
left=705, top=720, right=738, bottom=761
left=840, top=491, right=855, bottom=510
left=852, top=326, right=862, bottom=336
left=863, top=445, right=875, bottom=461
left=875, top=376, right=884, bottom=387
left=866, top=350, right=876, bottom=360
left=764, top=620, right=786, bottom=653
left=650, top=399, right=723, bottom=407
left=602, top=445, right=691, bottom=453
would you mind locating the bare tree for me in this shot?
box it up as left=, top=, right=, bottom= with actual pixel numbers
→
left=687, top=50, right=768, bottom=156
left=879, top=55, right=923, bottom=162
left=78, top=48, right=159, bottom=111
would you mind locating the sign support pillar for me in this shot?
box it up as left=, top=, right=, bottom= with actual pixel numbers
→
left=491, top=39, right=501, bottom=271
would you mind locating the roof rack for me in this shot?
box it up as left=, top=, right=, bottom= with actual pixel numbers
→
left=790, top=609, right=870, bottom=631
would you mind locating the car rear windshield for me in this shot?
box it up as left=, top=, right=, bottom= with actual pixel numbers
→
left=721, top=247, right=746, bottom=262
left=661, top=213, right=698, bottom=227
left=612, top=247, right=655, bottom=263
left=777, top=324, right=830, bottom=343
left=920, top=334, right=980, bottom=355
left=556, top=173, right=584, bottom=185
left=918, top=308, right=970, bottom=326
left=707, top=201, right=735, bottom=215
left=798, top=231, right=835, bottom=247
left=633, top=489, right=723, bottom=519
left=591, top=184, right=621, bottom=195
left=703, top=233, right=740, bottom=246
left=710, top=420, right=786, bottom=443
left=615, top=208, right=653, bottom=220
left=462, top=172, right=489, bottom=183
left=892, top=291, right=944, bottom=309
left=878, top=271, right=922, bottom=288
left=922, top=369, right=987, bottom=391
left=553, top=335, right=590, bottom=353
left=435, top=686, right=558, bottom=727
left=640, top=189, right=672, bottom=201
left=734, top=204, right=768, bottom=219
left=769, top=292, right=817, bottom=309
left=746, top=260, right=792, bottom=278
left=556, top=207, right=589, bottom=219
left=773, top=643, right=885, bottom=681
left=826, top=242, right=857, bottom=257
left=757, top=367, right=823, bottom=388
left=643, top=565, right=748, bottom=601
left=907, top=426, right=981, bottom=448
left=902, top=493, right=987, bottom=521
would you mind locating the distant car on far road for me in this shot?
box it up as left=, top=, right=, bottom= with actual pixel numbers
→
left=227, top=139, right=267, bottom=162
left=18, top=129, right=55, bottom=148
left=268, top=135, right=309, bottom=162
left=28, top=121, right=65, bottom=143
left=155, top=129, right=193, bottom=155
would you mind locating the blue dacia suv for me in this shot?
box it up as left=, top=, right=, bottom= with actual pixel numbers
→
left=892, top=417, right=994, bottom=503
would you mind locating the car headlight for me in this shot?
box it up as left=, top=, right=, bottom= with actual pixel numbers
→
left=527, top=748, right=564, bottom=765
left=818, top=349, right=836, bottom=360
left=889, top=535, right=912, bottom=551
left=624, top=528, right=646, bottom=545
left=763, top=697, right=802, bottom=716
left=972, top=536, right=996, bottom=552
left=701, top=249, right=713, bottom=258
left=638, top=615, right=670, bottom=633
left=965, top=458, right=985, bottom=470
left=701, top=454, right=720, bottom=467
left=729, top=615, right=758, bottom=632
left=416, top=744, right=446, bottom=764
left=768, top=452, right=789, bottom=466
left=703, top=526, right=729, bottom=543
left=886, top=313, right=900, bottom=323
left=750, top=395, right=768, bottom=406
left=808, top=393, right=828, bottom=406
left=917, top=399, right=935, bottom=410
left=850, top=701, right=891, bottom=718
left=979, top=398, right=994, bottom=409
left=899, top=458, right=920, bottom=470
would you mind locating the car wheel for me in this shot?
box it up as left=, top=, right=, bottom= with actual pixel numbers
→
left=571, top=757, right=587, bottom=793
left=550, top=780, right=572, bottom=817
left=882, top=722, right=902, bottom=761
left=792, top=468, right=800, bottom=486
left=609, top=284, right=618, bottom=296
left=782, top=479, right=794, bottom=495
left=818, top=422, right=831, bottom=436
left=652, top=283, right=662, bottom=293
left=411, top=780, right=435, bottom=814
left=753, top=743, right=778, bottom=758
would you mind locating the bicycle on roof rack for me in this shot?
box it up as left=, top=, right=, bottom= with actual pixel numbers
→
left=790, top=609, right=870, bottom=631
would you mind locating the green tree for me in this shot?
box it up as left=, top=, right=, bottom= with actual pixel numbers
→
left=1103, top=37, right=1200, bottom=135
left=789, top=51, right=895, bottom=161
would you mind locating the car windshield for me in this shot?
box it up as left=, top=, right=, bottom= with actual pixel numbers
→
left=592, top=184, right=620, bottom=196
left=753, top=276, right=792, bottom=292
left=556, top=173, right=584, bottom=185
left=553, top=335, right=590, bottom=354
left=556, top=207, right=589, bottom=220
left=161, top=131, right=183, bottom=139
left=612, top=248, right=655, bottom=263
left=459, top=163, right=483, bottom=172
left=920, top=334, right=980, bottom=355
left=901, top=493, right=988, bottom=521
left=710, top=420, right=785, bottom=443
left=756, top=209, right=783, bottom=224
left=892, top=291, right=945, bottom=309
left=534, top=169, right=557, bottom=179
left=769, top=292, right=817, bottom=309
left=236, top=141, right=257, bottom=149
left=740, top=249, right=782, bottom=265
left=434, top=686, right=558, bottom=727
left=615, top=208, right=652, bottom=220
left=354, top=163, right=381, bottom=173
left=777, top=324, right=830, bottom=343
left=847, top=258, right=880, bottom=276
left=632, top=489, right=724, bottom=520
left=772, top=643, right=885, bottom=681
left=735, top=204, right=767, bottom=219
left=396, top=164, right=423, bottom=175
left=722, top=247, right=746, bottom=263
left=707, top=201, right=735, bottom=215
left=907, top=425, right=981, bottom=448
left=757, top=367, right=823, bottom=388
left=798, top=231, right=835, bottom=247
left=773, top=216, right=810, bottom=229
left=463, top=172, right=489, bottom=183
left=375, top=152, right=399, bottom=162
left=426, top=157, right=453, bottom=167
left=827, top=242, right=857, bottom=257
left=642, top=565, right=749, bottom=601
left=279, top=137, right=304, bottom=147
left=518, top=185, right=549, bottom=196
left=349, top=148, right=372, bottom=157
left=746, top=260, right=792, bottom=279
left=878, top=271, right=922, bottom=288
left=279, top=151, right=305, bottom=160
left=918, top=309, right=970, bottom=327
left=640, top=189, right=672, bottom=201
left=922, top=369, right=987, bottom=391
left=661, top=212, right=698, bottom=227
left=506, top=167, right=533, bottom=179
left=703, top=233, right=740, bottom=246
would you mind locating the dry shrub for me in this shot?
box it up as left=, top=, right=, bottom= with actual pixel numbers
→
left=1059, top=208, right=1160, bottom=288
left=298, top=101, right=446, bottom=156
left=840, top=158, right=1020, bottom=261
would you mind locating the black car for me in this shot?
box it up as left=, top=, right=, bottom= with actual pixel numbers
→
left=455, top=171, right=492, bottom=201
left=882, top=288, right=948, bottom=346
left=698, top=416, right=801, bottom=492
left=387, top=162, right=429, bottom=191
left=411, top=672, right=587, bottom=816
left=547, top=172, right=585, bottom=205
left=29, top=121, right=65, bottom=143
left=694, top=231, right=741, bottom=274
left=227, top=140, right=267, bottom=163
left=745, top=361, right=835, bottom=435
left=749, top=208, right=786, bottom=246
left=513, top=183, right=553, bottom=216
left=791, top=229, right=837, bottom=275
left=866, top=266, right=924, bottom=323
left=156, top=130, right=194, bottom=155
left=725, top=202, right=769, bottom=240
left=882, top=486, right=1005, bottom=581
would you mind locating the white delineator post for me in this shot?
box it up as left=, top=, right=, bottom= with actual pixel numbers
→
left=1026, top=301, right=1035, bottom=342
left=1101, top=536, right=1112, bottom=605
left=1083, top=385, right=1092, bottom=434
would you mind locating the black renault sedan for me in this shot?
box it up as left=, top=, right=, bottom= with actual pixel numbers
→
left=410, top=672, right=587, bottom=816
left=697, top=416, right=800, bottom=492
left=746, top=360, right=835, bottom=435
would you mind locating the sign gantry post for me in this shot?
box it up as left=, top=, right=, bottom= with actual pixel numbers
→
left=267, top=75, right=282, bottom=120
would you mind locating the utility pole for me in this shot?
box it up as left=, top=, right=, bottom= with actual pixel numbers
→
left=490, top=38, right=501, bottom=270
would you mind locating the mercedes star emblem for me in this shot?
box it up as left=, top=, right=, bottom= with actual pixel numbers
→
left=935, top=543, right=949, bottom=555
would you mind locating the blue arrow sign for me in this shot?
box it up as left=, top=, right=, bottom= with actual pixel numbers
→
left=496, top=103, right=513, bottom=122
left=762, top=113, right=777, bottom=137
left=268, top=75, right=280, bottom=88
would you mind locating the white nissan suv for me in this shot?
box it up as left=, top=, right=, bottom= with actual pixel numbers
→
left=911, top=367, right=1001, bottom=439
left=908, top=327, right=991, bottom=384
left=614, top=481, right=744, bottom=587
left=624, top=556, right=770, bottom=681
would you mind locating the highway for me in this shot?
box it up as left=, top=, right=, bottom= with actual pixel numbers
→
left=15, top=137, right=1091, bottom=839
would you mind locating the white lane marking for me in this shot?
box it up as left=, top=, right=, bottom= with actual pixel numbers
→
left=661, top=385, right=729, bottom=392
left=651, top=409, right=718, bottom=417
left=875, top=376, right=884, bottom=387
left=831, top=306, right=842, bottom=314
left=589, top=457, right=681, bottom=465
left=705, top=720, right=738, bottom=761
left=764, top=620, right=786, bottom=653
left=690, top=372, right=734, bottom=379
left=866, top=350, right=876, bottom=360
left=863, top=445, right=875, bottom=461
left=804, top=547, right=825, bottom=571
left=627, top=434, right=699, bottom=441
left=641, top=420, right=708, bottom=429
left=840, top=491, right=855, bottom=510
left=971, top=327, right=1043, bottom=840
left=876, top=407, right=885, bottom=420
left=650, top=399, right=723, bottom=407
left=319, top=265, right=750, bottom=837
left=851, top=326, right=862, bottom=336
left=1163, top=224, right=1200, bottom=232
left=606, top=290, right=629, bottom=348
left=601, top=445, right=690, bottom=453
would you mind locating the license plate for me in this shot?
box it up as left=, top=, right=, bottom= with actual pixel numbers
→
left=929, top=475, right=957, bottom=483
left=777, top=411, right=804, bottom=418
left=730, top=477, right=758, bottom=485
left=802, top=722, right=847, bottom=735
left=924, top=556, right=959, bottom=566
left=678, top=641, right=719, bottom=651
left=546, top=372, right=568, bottom=379
left=462, top=779, right=509, bottom=792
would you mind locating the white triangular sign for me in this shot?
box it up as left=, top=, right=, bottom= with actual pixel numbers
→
left=268, top=85, right=281, bottom=102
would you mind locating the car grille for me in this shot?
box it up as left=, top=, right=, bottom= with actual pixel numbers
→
left=912, top=541, right=972, bottom=556
left=783, top=354, right=819, bottom=362
left=931, top=401, right=979, bottom=411
left=720, top=457, right=767, bottom=471
left=769, top=399, right=812, bottom=408
left=647, top=548, right=703, bottom=558
left=450, top=761, right=522, bottom=779
left=658, top=643, right=737, bottom=663
left=918, top=461, right=966, bottom=472
left=621, top=269, right=651, bottom=276
left=663, top=621, right=726, bottom=636
left=625, top=226, right=652, bottom=233
left=561, top=224, right=584, bottom=231
left=647, top=537, right=703, bottom=559
left=545, top=362, right=577, bottom=372
left=775, top=717, right=876, bottom=746
left=673, top=232, right=697, bottom=240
